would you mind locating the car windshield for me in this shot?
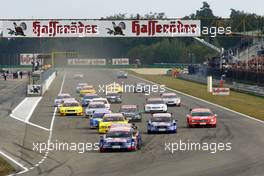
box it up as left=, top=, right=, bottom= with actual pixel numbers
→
left=106, top=93, right=118, bottom=96
left=121, top=108, right=137, bottom=112
left=82, top=87, right=93, bottom=90
left=88, top=104, right=106, bottom=108
left=137, top=83, right=146, bottom=87
left=84, top=95, right=98, bottom=99
left=191, top=112, right=212, bottom=116
left=151, top=117, right=172, bottom=122
left=92, top=113, right=106, bottom=119
left=106, top=131, right=131, bottom=138
left=64, top=102, right=79, bottom=107
left=103, top=116, right=124, bottom=122
left=162, top=95, right=176, bottom=98
left=93, top=100, right=107, bottom=104
left=57, top=95, right=70, bottom=99
left=147, top=100, right=164, bottom=104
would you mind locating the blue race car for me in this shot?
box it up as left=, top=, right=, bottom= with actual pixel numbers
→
left=81, top=94, right=98, bottom=107
left=89, top=109, right=111, bottom=128
left=147, top=113, right=177, bottom=134
left=99, top=124, right=142, bottom=152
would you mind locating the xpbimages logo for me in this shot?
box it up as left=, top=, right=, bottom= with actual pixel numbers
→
left=97, top=82, right=166, bottom=95
left=33, top=140, right=99, bottom=154
left=164, top=140, right=232, bottom=154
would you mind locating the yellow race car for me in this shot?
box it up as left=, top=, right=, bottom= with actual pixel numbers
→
left=106, top=83, right=123, bottom=93
left=99, top=113, right=128, bottom=134
left=59, top=99, right=83, bottom=116
left=80, top=85, right=97, bottom=97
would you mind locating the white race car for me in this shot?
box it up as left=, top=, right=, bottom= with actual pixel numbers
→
left=73, top=73, right=84, bottom=79
left=161, top=93, right=181, bottom=106
left=91, top=98, right=110, bottom=109
left=85, top=102, right=109, bottom=117
left=54, top=93, right=71, bottom=107
left=144, top=98, right=167, bottom=113
left=76, top=83, right=89, bottom=93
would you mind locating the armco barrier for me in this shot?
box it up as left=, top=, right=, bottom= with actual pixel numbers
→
left=27, top=69, right=57, bottom=96
left=177, top=73, right=264, bottom=97
left=41, top=70, right=57, bottom=95
left=232, top=82, right=264, bottom=97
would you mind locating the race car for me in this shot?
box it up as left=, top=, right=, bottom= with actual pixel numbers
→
left=59, top=99, right=83, bottom=116
left=119, top=105, right=142, bottom=122
left=81, top=93, right=99, bottom=107
left=186, top=108, right=217, bottom=128
left=105, top=92, right=122, bottom=103
left=73, top=73, right=84, bottom=79
left=98, top=113, right=128, bottom=134
left=134, top=82, right=149, bottom=93
left=91, top=98, right=110, bottom=109
left=144, top=98, right=167, bottom=113
left=117, top=71, right=128, bottom=79
left=76, top=83, right=89, bottom=93
left=89, top=109, right=111, bottom=128
left=79, top=85, right=96, bottom=97
left=99, top=124, right=142, bottom=152
left=161, top=93, right=181, bottom=106
left=106, top=83, right=123, bottom=93
left=147, top=113, right=177, bottom=134
left=85, top=102, right=109, bottom=117
left=54, top=93, right=71, bottom=107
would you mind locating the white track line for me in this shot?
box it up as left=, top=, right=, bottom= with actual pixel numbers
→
left=16, top=72, right=66, bottom=175
left=131, top=74, right=264, bottom=124
left=11, top=98, right=28, bottom=114
left=9, top=114, right=50, bottom=131
left=0, top=150, right=28, bottom=175
left=25, top=97, right=42, bottom=122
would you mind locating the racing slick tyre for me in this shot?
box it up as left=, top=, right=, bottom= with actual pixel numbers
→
left=187, top=122, right=191, bottom=128
left=137, top=142, right=141, bottom=150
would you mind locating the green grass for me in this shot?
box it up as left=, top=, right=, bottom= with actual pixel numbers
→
left=128, top=71, right=264, bottom=121
left=0, top=157, right=15, bottom=176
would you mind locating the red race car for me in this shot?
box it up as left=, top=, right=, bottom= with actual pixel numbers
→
left=186, top=108, right=217, bottom=128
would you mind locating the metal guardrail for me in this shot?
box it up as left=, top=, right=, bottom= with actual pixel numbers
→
left=27, top=68, right=57, bottom=97
left=40, top=68, right=57, bottom=84
left=177, top=74, right=264, bottom=97
left=232, top=82, right=264, bottom=96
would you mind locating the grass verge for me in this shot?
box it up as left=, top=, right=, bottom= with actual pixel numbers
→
left=128, top=70, right=264, bottom=121
left=0, top=157, right=15, bottom=176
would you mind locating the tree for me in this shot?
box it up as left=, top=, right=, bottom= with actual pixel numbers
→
left=196, top=1, right=215, bottom=19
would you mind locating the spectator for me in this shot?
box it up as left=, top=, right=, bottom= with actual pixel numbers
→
left=3, top=72, right=7, bottom=81
left=19, top=71, right=23, bottom=79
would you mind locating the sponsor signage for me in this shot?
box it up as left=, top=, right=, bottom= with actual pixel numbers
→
left=68, top=59, right=106, bottom=65
left=207, top=76, right=213, bottom=93
left=20, top=53, right=43, bottom=66
left=27, top=84, right=42, bottom=96
left=112, top=58, right=129, bottom=65
left=212, top=88, right=230, bottom=95
left=2, top=20, right=200, bottom=38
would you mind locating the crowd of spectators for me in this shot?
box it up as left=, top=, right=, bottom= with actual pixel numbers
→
left=231, top=56, right=264, bottom=73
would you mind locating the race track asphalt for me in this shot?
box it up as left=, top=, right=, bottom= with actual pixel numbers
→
left=1, top=68, right=264, bottom=176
